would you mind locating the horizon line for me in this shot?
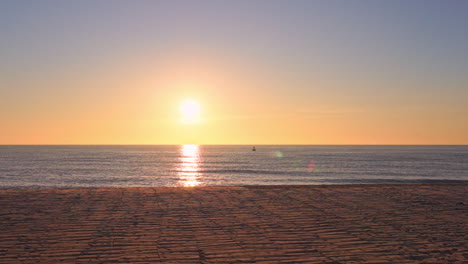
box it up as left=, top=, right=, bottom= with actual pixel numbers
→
left=1, top=144, right=467, bottom=146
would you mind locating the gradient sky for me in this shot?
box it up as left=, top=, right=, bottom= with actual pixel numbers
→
left=1, top=0, right=467, bottom=144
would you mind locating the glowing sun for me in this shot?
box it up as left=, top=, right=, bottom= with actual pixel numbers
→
left=180, top=100, right=200, bottom=124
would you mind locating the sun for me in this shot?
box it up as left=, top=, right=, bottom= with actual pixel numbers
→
left=180, top=100, right=201, bottom=124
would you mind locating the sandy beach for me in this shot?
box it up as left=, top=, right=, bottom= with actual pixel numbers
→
left=0, top=184, right=466, bottom=263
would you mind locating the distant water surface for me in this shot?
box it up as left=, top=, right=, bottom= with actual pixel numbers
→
left=0, top=145, right=467, bottom=188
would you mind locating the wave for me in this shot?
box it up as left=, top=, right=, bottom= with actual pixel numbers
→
left=201, top=169, right=288, bottom=175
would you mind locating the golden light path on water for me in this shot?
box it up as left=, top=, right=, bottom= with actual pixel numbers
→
left=178, top=144, right=202, bottom=187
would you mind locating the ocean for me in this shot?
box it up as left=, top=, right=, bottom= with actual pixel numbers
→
left=0, top=145, right=467, bottom=188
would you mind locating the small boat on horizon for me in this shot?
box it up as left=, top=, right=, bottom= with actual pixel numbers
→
left=252, top=146, right=256, bottom=151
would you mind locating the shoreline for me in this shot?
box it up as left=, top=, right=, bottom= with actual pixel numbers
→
left=1, top=182, right=467, bottom=191
left=1, top=184, right=466, bottom=263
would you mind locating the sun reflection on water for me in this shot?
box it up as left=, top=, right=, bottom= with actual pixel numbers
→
left=178, top=144, right=201, bottom=187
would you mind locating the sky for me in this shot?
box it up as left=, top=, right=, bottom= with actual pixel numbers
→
left=1, top=0, right=467, bottom=144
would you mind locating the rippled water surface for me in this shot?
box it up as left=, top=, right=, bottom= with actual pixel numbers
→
left=0, top=145, right=467, bottom=188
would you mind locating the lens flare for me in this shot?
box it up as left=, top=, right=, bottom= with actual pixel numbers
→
left=307, top=161, right=315, bottom=173
left=275, top=151, right=284, bottom=158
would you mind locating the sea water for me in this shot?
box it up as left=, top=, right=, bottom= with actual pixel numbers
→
left=0, top=145, right=467, bottom=188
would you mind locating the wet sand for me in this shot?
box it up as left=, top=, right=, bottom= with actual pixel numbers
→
left=0, top=184, right=466, bottom=263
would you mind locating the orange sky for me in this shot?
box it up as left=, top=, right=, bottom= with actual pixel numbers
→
left=2, top=54, right=467, bottom=145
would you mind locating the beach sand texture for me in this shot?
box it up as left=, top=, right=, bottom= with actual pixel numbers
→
left=0, top=185, right=466, bottom=263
